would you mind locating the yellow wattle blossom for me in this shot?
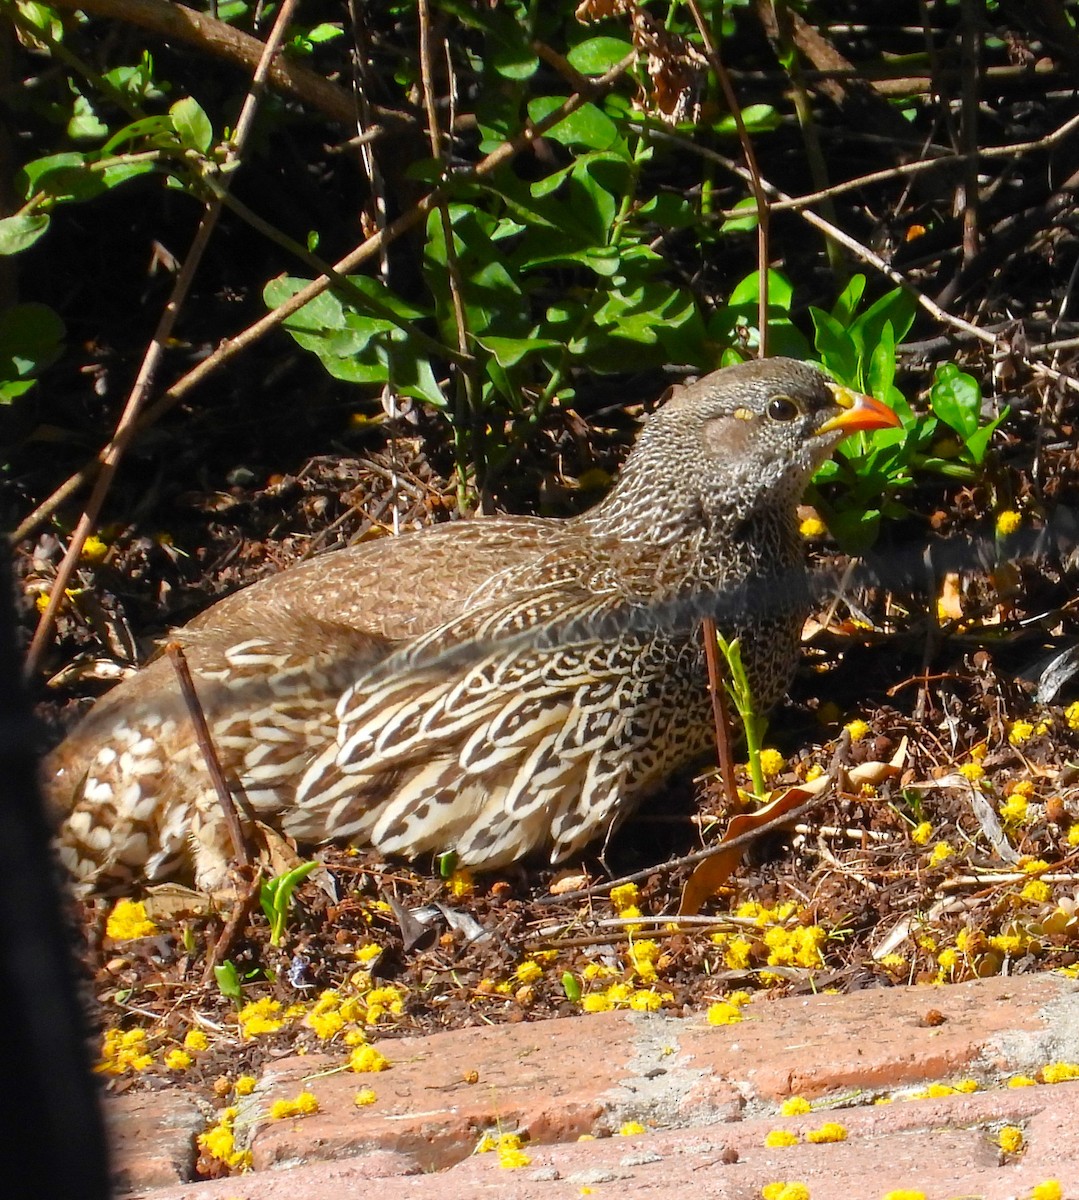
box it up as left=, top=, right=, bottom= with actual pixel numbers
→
left=761, top=1183, right=811, bottom=1200
left=1030, top=1183, right=1062, bottom=1200
left=803, top=763, right=824, bottom=782
left=780, top=1096, right=811, bottom=1116
left=269, top=1091, right=319, bottom=1120
left=882, top=1192, right=926, bottom=1200
left=1065, top=701, right=1079, bottom=731
left=805, top=1122, right=847, bottom=1143
left=235, top=1075, right=257, bottom=1096
left=477, top=1131, right=531, bottom=1169
left=516, top=960, right=543, bottom=985
left=1021, top=880, right=1052, bottom=903
left=1008, top=719, right=1035, bottom=746
left=446, top=868, right=474, bottom=897
left=354, top=1088, right=377, bottom=1107
left=844, top=718, right=871, bottom=742
left=349, top=1044, right=389, bottom=1073
left=354, top=943, right=382, bottom=964
left=80, top=535, right=110, bottom=563
left=957, top=761, right=985, bottom=782
left=1068, top=825, right=1079, bottom=847
left=105, top=898, right=158, bottom=941
left=954, top=1078, right=979, bottom=1093
left=198, top=1107, right=252, bottom=1173
left=619, top=1121, right=646, bottom=1136
left=998, top=1125, right=1024, bottom=1153
left=237, top=997, right=287, bottom=1038
left=798, top=516, right=826, bottom=539
left=1000, top=794, right=1031, bottom=828
left=1041, top=1061, right=1079, bottom=1084
left=96, top=1027, right=154, bottom=1075
left=995, top=509, right=1021, bottom=536
left=183, top=1029, right=209, bottom=1052
left=910, top=821, right=932, bottom=845
left=758, top=748, right=785, bottom=779
left=765, top=1129, right=800, bottom=1147
left=1007, top=1074, right=1037, bottom=1088
left=609, top=882, right=640, bottom=911
left=164, top=1048, right=192, bottom=1071
left=928, top=842, right=954, bottom=865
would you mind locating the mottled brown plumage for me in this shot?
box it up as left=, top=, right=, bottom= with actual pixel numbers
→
left=45, top=358, right=898, bottom=892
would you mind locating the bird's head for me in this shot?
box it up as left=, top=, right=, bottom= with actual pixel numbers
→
left=595, top=357, right=901, bottom=540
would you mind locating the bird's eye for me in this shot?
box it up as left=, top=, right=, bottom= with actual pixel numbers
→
left=767, top=395, right=799, bottom=421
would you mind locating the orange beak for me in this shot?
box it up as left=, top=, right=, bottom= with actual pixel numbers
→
left=816, top=383, right=902, bottom=436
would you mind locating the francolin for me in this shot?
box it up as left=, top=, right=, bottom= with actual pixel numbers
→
left=45, top=357, right=899, bottom=892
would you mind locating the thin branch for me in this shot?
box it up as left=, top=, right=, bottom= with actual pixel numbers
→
left=165, top=643, right=252, bottom=871
left=14, top=51, right=639, bottom=548
left=687, top=0, right=770, bottom=356
left=23, top=0, right=300, bottom=677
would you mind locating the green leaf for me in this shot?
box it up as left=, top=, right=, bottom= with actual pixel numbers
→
left=527, top=97, right=619, bottom=151
left=867, top=322, right=897, bottom=400
left=68, top=94, right=108, bottom=141
left=714, top=104, right=778, bottom=136
left=0, top=303, right=65, bottom=386
left=214, top=960, right=243, bottom=1004
left=0, top=213, right=49, bottom=255
left=476, top=335, right=562, bottom=368
left=719, top=196, right=760, bottom=233
left=566, top=36, right=635, bottom=75
left=810, top=308, right=858, bottom=387
left=831, top=275, right=866, bottom=326
left=930, top=362, right=982, bottom=440
left=170, top=97, right=213, bottom=154
left=18, top=153, right=106, bottom=203
left=101, top=114, right=176, bottom=155
left=729, top=269, right=794, bottom=311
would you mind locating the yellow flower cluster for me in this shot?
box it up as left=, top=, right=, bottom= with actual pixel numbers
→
left=780, top=1096, right=812, bottom=1116
left=269, top=1091, right=319, bottom=1120
left=237, top=997, right=292, bottom=1038
left=96, top=1028, right=153, bottom=1075
left=998, top=1125, right=1024, bottom=1153
left=354, top=1087, right=377, bottom=1107
left=844, top=719, right=871, bottom=742
left=1041, top=1061, right=1079, bottom=1084
left=105, top=898, right=158, bottom=941
left=758, top=748, right=785, bottom=779
left=476, top=1131, right=531, bottom=1169
left=995, top=509, right=1022, bottom=536
left=619, top=1121, right=647, bottom=1136
left=910, top=821, right=932, bottom=845
left=928, top=842, right=954, bottom=866
left=798, top=515, right=826, bottom=539
left=198, top=1106, right=252, bottom=1173
left=706, top=990, right=752, bottom=1026
left=1066, top=701, right=1079, bottom=731
left=957, top=761, right=985, bottom=782
left=710, top=900, right=829, bottom=975
left=908, top=1079, right=979, bottom=1099
left=761, top=1182, right=810, bottom=1200
left=349, top=1044, right=390, bottom=1073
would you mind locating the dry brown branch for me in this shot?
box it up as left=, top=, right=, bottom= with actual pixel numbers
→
left=48, top=0, right=414, bottom=132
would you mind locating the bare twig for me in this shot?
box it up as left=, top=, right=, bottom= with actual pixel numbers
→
left=687, top=0, right=770, bottom=356
left=23, top=0, right=300, bottom=676
left=702, top=617, right=739, bottom=807
left=538, top=786, right=833, bottom=906
left=165, top=643, right=252, bottom=871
